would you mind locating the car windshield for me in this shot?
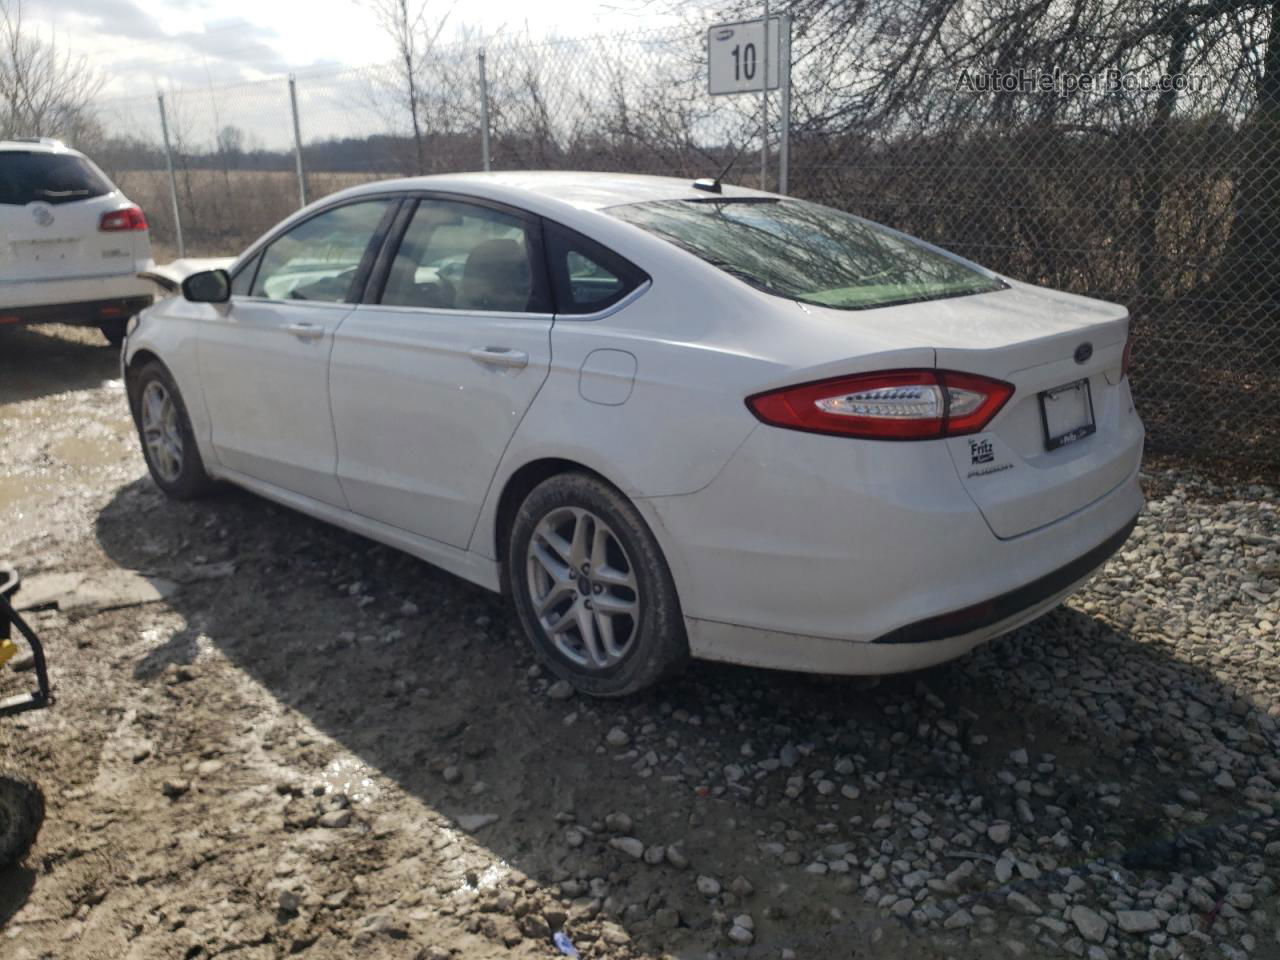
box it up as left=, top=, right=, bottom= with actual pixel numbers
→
left=0, top=151, right=112, bottom=206
left=606, top=196, right=1006, bottom=310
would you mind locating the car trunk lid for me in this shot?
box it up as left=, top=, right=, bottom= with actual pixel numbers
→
left=926, top=283, right=1138, bottom=539
left=793, top=280, right=1140, bottom=539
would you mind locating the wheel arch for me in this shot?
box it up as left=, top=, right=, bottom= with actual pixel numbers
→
left=491, top=457, right=611, bottom=592
left=486, top=457, right=688, bottom=615
left=123, top=349, right=165, bottom=418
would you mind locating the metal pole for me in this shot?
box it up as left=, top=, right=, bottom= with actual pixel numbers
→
left=779, top=14, right=791, bottom=195
left=478, top=50, right=491, bottom=172
left=156, top=92, right=185, bottom=259
left=288, top=74, right=308, bottom=207
left=760, top=1, right=769, bottom=190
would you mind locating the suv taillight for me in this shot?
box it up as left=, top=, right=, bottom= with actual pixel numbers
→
left=746, top=370, right=1014, bottom=440
left=99, top=206, right=147, bottom=231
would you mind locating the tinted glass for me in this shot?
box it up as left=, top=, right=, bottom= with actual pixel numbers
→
left=252, top=199, right=392, bottom=302
left=0, top=151, right=112, bottom=206
left=381, top=199, right=549, bottom=313
left=544, top=221, right=647, bottom=315
left=607, top=197, right=1006, bottom=310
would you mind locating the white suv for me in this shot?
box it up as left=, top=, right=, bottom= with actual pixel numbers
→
left=1, top=138, right=155, bottom=345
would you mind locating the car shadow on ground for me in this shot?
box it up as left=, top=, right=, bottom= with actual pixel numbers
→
left=91, top=476, right=1278, bottom=957
left=0, top=325, right=119, bottom=406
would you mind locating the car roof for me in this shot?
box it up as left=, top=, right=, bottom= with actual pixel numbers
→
left=0, top=138, right=80, bottom=156
left=340, top=170, right=777, bottom=212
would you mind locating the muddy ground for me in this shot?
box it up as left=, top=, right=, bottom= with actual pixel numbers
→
left=1, top=324, right=1278, bottom=960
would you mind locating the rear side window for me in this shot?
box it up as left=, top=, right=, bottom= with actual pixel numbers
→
left=544, top=221, right=648, bottom=315
left=0, top=151, right=112, bottom=206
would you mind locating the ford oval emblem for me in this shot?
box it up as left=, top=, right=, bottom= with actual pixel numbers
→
left=715, top=28, right=734, bottom=41
left=1074, top=342, right=1093, bottom=364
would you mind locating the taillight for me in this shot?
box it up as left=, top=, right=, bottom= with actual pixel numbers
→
left=1121, top=337, right=1133, bottom=379
left=746, top=369, right=1014, bottom=440
left=99, top=206, right=147, bottom=231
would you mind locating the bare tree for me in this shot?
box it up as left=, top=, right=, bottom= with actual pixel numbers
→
left=366, top=0, right=453, bottom=174
left=0, top=0, right=100, bottom=140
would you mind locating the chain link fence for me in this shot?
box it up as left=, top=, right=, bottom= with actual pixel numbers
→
left=85, top=20, right=1279, bottom=463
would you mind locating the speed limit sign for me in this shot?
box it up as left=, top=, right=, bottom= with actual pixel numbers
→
left=708, top=16, right=783, bottom=95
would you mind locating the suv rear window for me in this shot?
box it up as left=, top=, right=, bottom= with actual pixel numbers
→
left=607, top=196, right=1006, bottom=310
left=0, top=151, right=112, bottom=206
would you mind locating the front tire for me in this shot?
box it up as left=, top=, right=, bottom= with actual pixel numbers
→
left=508, top=473, right=687, bottom=697
left=0, top=772, right=44, bottom=869
left=128, top=361, right=218, bottom=500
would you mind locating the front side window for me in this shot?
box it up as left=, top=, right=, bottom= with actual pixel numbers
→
left=251, top=199, right=393, bottom=302
left=380, top=198, right=549, bottom=313
left=607, top=197, right=1005, bottom=311
left=544, top=221, right=647, bottom=315
left=0, top=151, right=112, bottom=206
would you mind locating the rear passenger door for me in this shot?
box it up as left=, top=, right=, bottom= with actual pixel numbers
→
left=328, top=195, right=554, bottom=548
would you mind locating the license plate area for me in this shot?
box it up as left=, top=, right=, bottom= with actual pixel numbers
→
left=1038, top=378, right=1095, bottom=451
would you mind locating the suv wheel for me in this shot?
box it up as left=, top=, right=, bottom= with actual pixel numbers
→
left=99, top=318, right=127, bottom=347
left=508, top=473, right=687, bottom=697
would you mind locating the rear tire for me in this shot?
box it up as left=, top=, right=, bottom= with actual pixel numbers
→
left=127, top=361, right=218, bottom=500
left=508, top=472, right=687, bottom=697
left=99, top=319, right=127, bottom=347
left=0, top=772, right=44, bottom=869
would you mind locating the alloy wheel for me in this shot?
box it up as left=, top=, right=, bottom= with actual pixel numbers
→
left=525, top=506, right=640, bottom=670
left=140, top=380, right=184, bottom=484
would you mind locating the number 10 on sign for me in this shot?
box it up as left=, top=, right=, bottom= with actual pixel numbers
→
left=708, top=17, right=783, bottom=95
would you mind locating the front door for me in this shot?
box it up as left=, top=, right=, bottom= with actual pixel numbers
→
left=197, top=197, right=397, bottom=506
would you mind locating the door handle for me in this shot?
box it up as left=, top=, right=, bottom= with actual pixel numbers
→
left=469, top=347, right=529, bottom=370
left=285, top=322, right=324, bottom=341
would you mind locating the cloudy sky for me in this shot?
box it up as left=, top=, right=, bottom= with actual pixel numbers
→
left=21, top=0, right=690, bottom=97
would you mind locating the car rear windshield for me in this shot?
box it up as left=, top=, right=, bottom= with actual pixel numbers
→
left=606, top=196, right=1006, bottom=310
left=0, top=151, right=112, bottom=206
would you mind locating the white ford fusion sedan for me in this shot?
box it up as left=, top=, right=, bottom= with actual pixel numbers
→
left=123, top=172, right=1143, bottom=696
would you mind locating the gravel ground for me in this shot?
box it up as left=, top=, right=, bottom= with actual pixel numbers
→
left=2, top=324, right=1279, bottom=960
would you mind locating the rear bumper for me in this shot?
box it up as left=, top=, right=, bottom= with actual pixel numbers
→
left=681, top=507, right=1138, bottom=676
left=1, top=269, right=155, bottom=313
left=684, top=561, right=1106, bottom=675
left=873, top=513, right=1137, bottom=644
left=642, top=421, right=1143, bottom=674
left=0, top=294, right=153, bottom=327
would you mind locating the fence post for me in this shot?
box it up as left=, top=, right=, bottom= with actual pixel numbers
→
left=779, top=14, right=791, bottom=195
left=761, top=0, right=769, bottom=190
left=156, top=92, right=185, bottom=259
left=478, top=50, right=491, bottom=172
left=288, top=74, right=308, bottom=207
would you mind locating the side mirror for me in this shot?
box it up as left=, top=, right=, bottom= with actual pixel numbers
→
left=182, top=269, right=231, bottom=303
